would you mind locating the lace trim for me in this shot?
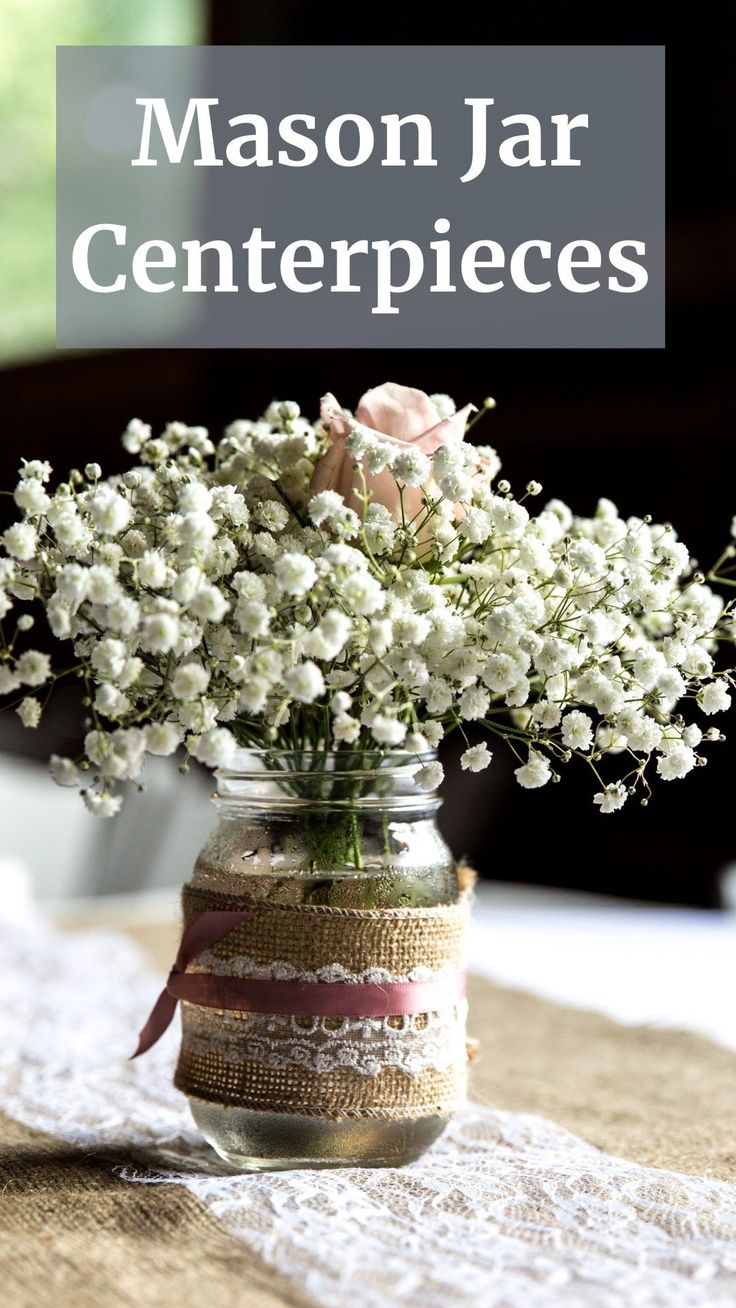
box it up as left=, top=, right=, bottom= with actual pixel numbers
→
left=181, top=1001, right=468, bottom=1077
left=196, top=949, right=456, bottom=986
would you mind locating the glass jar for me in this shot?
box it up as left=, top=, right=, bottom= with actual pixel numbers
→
left=176, top=749, right=468, bottom=1171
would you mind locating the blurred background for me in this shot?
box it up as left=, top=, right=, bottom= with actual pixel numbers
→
left=0, top=5, right=734, bottom=907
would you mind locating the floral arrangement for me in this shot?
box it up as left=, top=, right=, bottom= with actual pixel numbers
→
left=1, top=381, right=735, bottom=827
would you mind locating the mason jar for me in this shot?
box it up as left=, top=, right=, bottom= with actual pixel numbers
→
left=175, top=749, right=471, bottom=1170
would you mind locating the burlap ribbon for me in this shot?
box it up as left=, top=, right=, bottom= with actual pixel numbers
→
left=171, top=880, right=472, bottom=1120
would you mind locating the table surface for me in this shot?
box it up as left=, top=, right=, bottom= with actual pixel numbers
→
left=3, top=881, right=736, bottom=1308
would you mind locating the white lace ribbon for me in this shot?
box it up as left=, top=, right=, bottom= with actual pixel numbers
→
left=1, top=919, right=736, bottom=1308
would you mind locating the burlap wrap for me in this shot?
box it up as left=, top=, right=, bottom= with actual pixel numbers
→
left=174, top=875, right=472, bottom=1120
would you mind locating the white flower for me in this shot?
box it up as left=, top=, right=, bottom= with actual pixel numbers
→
left=340, top=572, right=383, bottom=616
left=698, top=681, right=732, bottom=716
left=656, top=745, right=697, bottom=780
left=16, top=696, right=41, bottom=728
left=461, top=743, right=492, bottom=772
left=275, top=552, right=317, bottom=597
left=47, top=597, right=72, bottom=638
left=561, top=710, right=594, bottom=752
left=178, top=513, right=217, bottom=551
left=192, top=727, right=236, bottom=768
left=414, top=761, right=444, bottom=791
left=256, top=500, right=290, bottom=532
left=83, top=729, right=109, bottom=767
left=172, top=662, right=210, bottom=700
left=55, top=564, right=88, bottom=609
left=107, top=596, right=140, bottom=636
left=482, top=653, right=526, bottom=693
left=122, top=418, right=151, bottom=453
left=621, top=713, right=662, bottom=753
left=119, top=656, right=143, bottom=689
left=139, top=612, right=180, bottom=653
left=656, top=668, right=686, bottom=702
left=3, top=522, right=37, bottom=560
left=89, top=486, right=132, bottom=535
left=283, top=661, right=325, bottom=703
left=405, top=731, right=429, bottom=753
left=238, top=677, right=270, bottom=714
left=422, top=721, right=444, bottom=748
left=459, top=509, right=492, bottom=545
left=50, top=755, right=79, bottom=787
left=329, top=690, right=352, bottom=714
left=569, top=539, right=607, bottom=576
left=16, top=650, right=51, bottom=687
left=105, top=727, right=147, bottom=774
left=459, top=685, right=490, bottom=721
left=83, top=790, right=123, bottom=818
left=364, top=505, right=396, bottom=554
left=14, top=479, right=50, bottom=515
left=515, top=753, right=552, bottom=789
left=423, top=678, right=453, bottom=714
left=94, top=684, right=129, bottom=717
left=189, top=584, right=229, bottom=624
left=368, top=618, right=392, bottom=655
left=178, top=482, right=212, bottom=514
left=173, top=566, right=206, bottom=604
left=531, top=701, right=562, bottom=730
left=370, top=714, right=407, bottom=745
left=138, top=551, right=168, bottom=588
left=308, top=490, right=344, bottom=526
left=235, top=599, right=271, bottom=638
left=333, top=713, right=361, bottom=743
left=18, top=458, right=52, bottom=482
left=593, top=783, right=628, bottom=813
left=302, top=609, right=351, bottom=660
left=90, top=638, right=127, bottom=681
left=393, top=449, right=431, bottom=486
left=86, top=564, right=121, bottom=605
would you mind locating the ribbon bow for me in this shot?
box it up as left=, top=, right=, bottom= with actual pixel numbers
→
left=132, top=910, right=253, bottom=1058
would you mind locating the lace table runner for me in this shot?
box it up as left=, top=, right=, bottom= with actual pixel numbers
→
left=2, top=919, right=736, bottom=1308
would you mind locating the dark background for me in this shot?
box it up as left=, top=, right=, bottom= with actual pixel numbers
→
left=1, top=9, right=734, bottom=905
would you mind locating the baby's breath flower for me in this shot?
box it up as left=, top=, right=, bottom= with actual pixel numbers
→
left=370, top=714, right=407, bottom=746
left=16, top=696, right=41, bottom=728
left=0, top=387, right=734, bottom=821
left=461, top=743, right=492, bottom=772
left=16, top=650, right=51, bottom=687
left=83, top=790, right=123, bottom=818
left=515, top=753, right=552, bottom=789
left=49, top=755, right=79, bottom=787
left=593, top=782, right=628, bottom=813
left=698, top=681, right=732, bottom=715
left=274, top=552, right=317, bottom=598
left=3, top=522, right=37, bottom=560
left=171, top=663, right=210, bottom=701
left=284, top=661, right=325, bottom=704
left=192, top=727, right=236, bottom=768
left=414, top=761, right=444, bottom=791
left=656, top=745, right=697, bottom=780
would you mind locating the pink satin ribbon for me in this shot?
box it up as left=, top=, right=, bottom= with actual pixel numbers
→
left=132, top=909, right=466, bottom=1059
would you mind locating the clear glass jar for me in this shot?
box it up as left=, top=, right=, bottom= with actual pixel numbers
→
left=177, top=749, right=466, bottom=1171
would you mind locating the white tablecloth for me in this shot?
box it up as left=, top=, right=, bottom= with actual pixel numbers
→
left=2, top=890, right=736, bottom=1306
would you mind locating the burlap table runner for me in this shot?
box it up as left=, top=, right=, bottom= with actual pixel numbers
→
left=3, top=918, right=736, bottom=1307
